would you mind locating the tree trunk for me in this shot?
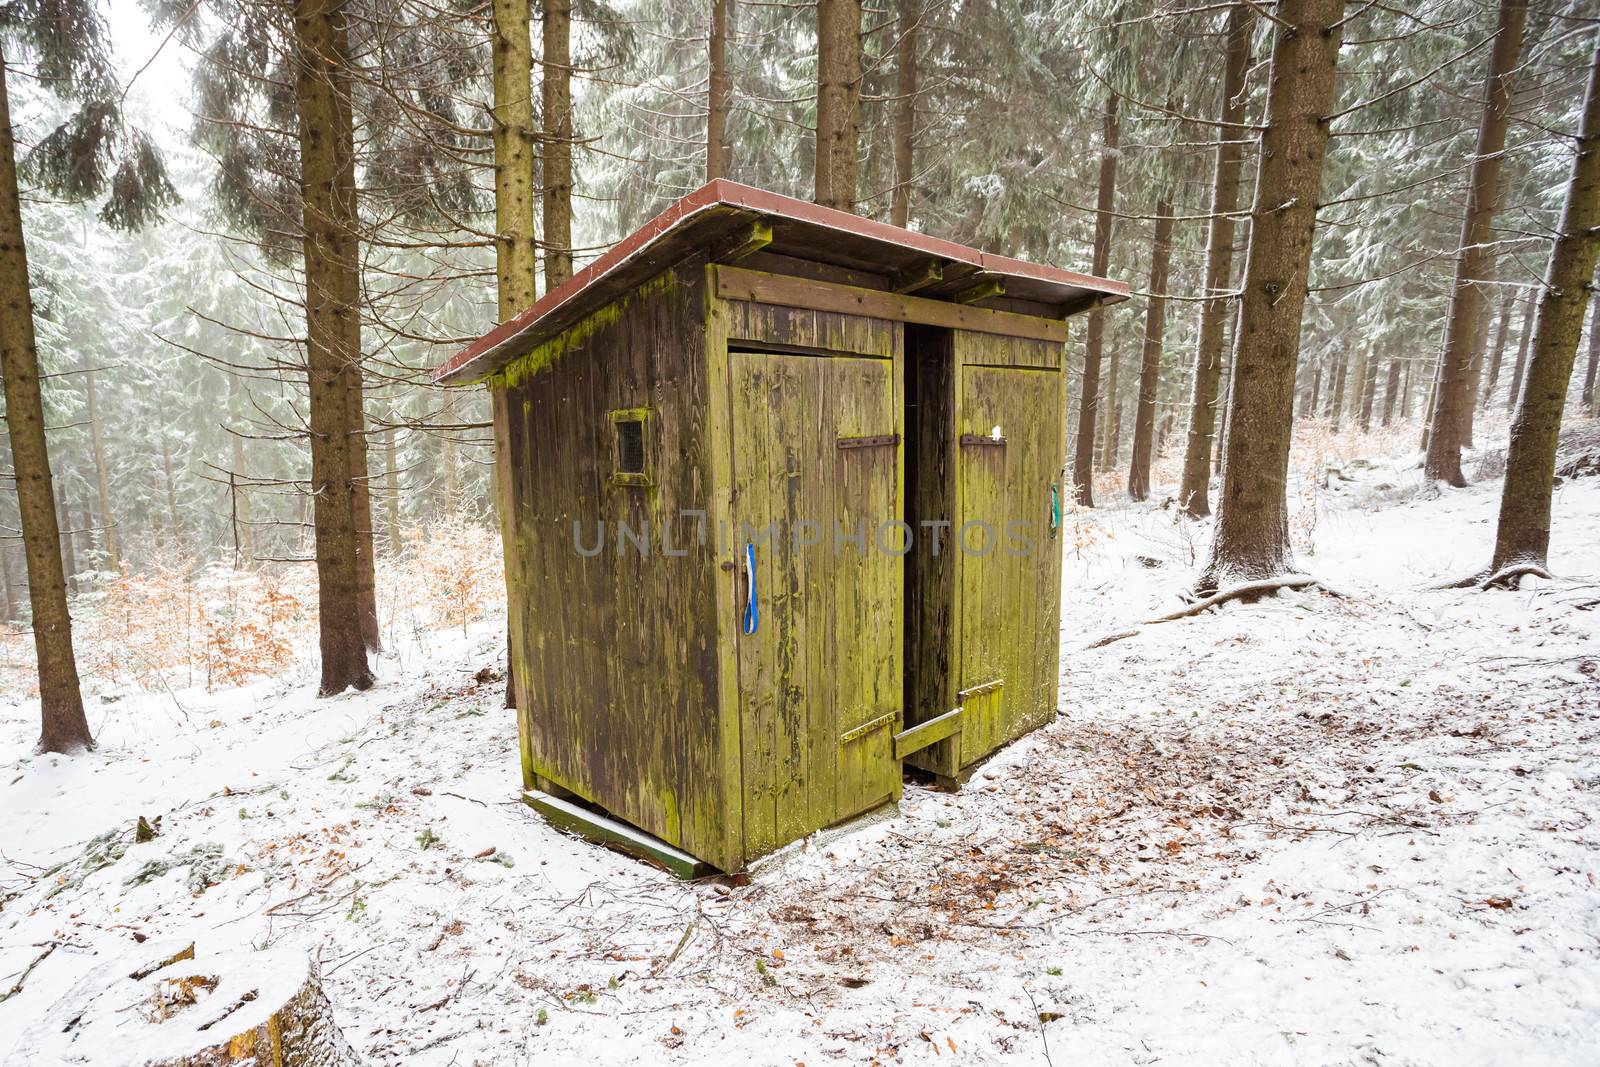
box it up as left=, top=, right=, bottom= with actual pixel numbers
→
left=707, top=0, right=731, bottom=181
left=496, top=0, right=540, bottom=712
left=0, top=52, right=91, bottom=752
left=1306, top=362, right=1322, bottom=420
left=1381, top=358, right=1402, bottom=426
left=1481, top=285, right=1514, bottom=403
left=1327, top=352, right=1347, bottom=427
left=227, top=375, right=253, bottom=565
left=1345, top=345, right=1368, bottom=427
left=1580, top=266, right=1600, bottom=412
left=56, top=480, right=78, bottom=595
left=1129, top=196, right=1175, bottom=501
left=1178, top=2, right=1251, bottom=517
left=1506, top=287, right=1535, bottom=411
left=1489, top=39, right=1600, bottom=575
left=1, top=543, right=15, bottom=625
left=83, top=366, right=117, bottom=568
left=1199, top=0, right=1345, bottom=592
left=1423, top=0, right=1529, bottom=486
left=295, top=0, right=374, bottom=695
left=1359, top=346, right=1380, bottom=432
left=1070, top=91, right=1120, bottom=505
left=542, top=0, right=574, bottom=287
left=815, top=0, right=862, bottom=211
left=889, top=0, right=918, bottom=226
left=348, top=373, right=379, bottom=651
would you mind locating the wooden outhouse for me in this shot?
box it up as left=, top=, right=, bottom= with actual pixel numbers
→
left=435, top=181, right=1126, bottom=874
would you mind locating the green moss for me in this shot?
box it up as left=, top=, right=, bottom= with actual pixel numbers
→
left=488, top=270, right=680, bottom=389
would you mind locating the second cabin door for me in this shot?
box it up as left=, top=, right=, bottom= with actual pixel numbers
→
left=953, top=349, right=1066, bottom=763
left=730, top=350, right=902, bottom=858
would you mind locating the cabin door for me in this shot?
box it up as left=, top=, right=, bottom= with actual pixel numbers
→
left=953, top=362, right=1065, bottom=763
left=729, top=350, right=902, bottom=858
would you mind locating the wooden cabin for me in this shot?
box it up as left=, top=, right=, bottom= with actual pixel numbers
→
left=435, top=180, right=1127, bottom=874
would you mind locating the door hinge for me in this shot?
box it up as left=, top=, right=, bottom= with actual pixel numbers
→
left=838, top=710, right=896, bottom=745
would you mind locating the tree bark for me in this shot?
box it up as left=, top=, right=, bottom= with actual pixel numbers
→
left=0, top=51, right=92, bottom=752
left=1070, top=91, right=1120, bottom=505
left=1129, top=195, right=1175, bottom=501
left=1358, top=346, right=1380, bottom=432
left=1581, top=266, right=1600, bottom=412
left=1327, top=352, right=1347, bottom=427
left=1423, top=0, right=1528, bottom=486
left=1381, top=358, right=1401, bottom=426
left=889, top=0, right=918, bottom=226
left=1345, top=345, right=1367, bottom=427
left=1099, top=327, right=1122, bottom=468
left=1489, top=39, right=1600, bottom=575
left=542, top=0, right=574, bottom=287
left=815, top=0, right=862, bottom=211
left=295, top=0, right=374, bottom=695
left=56, top=479, right=78, bottom=595
left=495, top=0, right=539, bottom=712
left=1506, top=287, right=1535, bottom=411
left=1480, top=285, right=1514, bottom=403
left=1199, top=0, right=1345, bottom=592
left=708, top=0, right=731, bottom=181
left=1178, top=2, right=1251, bottom=517
left=382, top=423, right=400, bottom=553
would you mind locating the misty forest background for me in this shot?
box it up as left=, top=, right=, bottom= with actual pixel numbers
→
left=3, top=0, right=1599, bottom=733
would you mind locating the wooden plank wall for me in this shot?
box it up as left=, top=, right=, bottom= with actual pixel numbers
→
left=500, top=254, right=732, bottom=869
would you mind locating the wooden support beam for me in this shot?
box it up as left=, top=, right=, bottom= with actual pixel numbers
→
left=713, top=266, right=1067, bottom=343
left=522, top=790, right=716, bottom=879
left=952, top=277, right=1006, bottom=305
left=891, top=258, right=943, bottom=294
left=713, top=220, right=773, bottom=263
left=894, top=707, right=965, bottom=760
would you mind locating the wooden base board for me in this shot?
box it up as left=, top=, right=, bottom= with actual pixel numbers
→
left=521, top=790, right=717, bottom=881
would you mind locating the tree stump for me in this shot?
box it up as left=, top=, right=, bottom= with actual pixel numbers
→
left=8, top=942, right=363, bottom=1066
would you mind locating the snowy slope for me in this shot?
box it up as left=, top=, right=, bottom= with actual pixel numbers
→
left=2, top=451, right=1597, bottom=1066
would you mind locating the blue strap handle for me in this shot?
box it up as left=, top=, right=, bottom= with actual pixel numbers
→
left=741, top=542, right=758, bottom=635
left=1050, top=482, right=1060, bottom=536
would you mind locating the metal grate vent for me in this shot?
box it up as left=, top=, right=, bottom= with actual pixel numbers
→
left=616, top=419, right=645, bottom=475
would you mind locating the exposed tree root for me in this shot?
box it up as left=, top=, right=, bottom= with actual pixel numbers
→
left=1437, top=561, right=1557, bottom=591
left=1086, top=575, right=1319, bottom=649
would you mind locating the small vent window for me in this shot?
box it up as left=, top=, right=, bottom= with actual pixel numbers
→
left=617, top=419, right=645, bottom=474
left=609, top=408, right=650, bottom=486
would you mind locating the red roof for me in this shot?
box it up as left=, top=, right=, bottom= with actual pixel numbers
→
left=435, top=179, right=1128, bottom=385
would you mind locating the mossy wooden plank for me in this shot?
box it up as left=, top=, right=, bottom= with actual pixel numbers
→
left=522, top=790, right=715, bottom=880
left=714, top=265, right=1069, bottom=343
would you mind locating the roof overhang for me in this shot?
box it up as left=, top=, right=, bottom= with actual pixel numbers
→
left=435, top=179, right=1130, bottom=385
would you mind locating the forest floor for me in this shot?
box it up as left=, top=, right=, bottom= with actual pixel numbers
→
left=3, top=431, right=1599, bottom=1066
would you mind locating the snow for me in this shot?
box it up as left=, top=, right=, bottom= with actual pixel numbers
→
left=3, top=439, right=1599, bottom=1065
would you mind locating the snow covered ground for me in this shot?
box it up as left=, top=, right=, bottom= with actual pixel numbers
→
left=3, top=437, right=1598, bottom=1066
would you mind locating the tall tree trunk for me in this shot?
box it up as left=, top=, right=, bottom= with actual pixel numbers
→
left=1481, top=285, right=1514, bottom=403
left=708, top=0, right=731, bottom=181
left=348, top=372, right=379, bottom=651
left=1580, top=266, right=1600, bottom=412
left=1327, top=352, right=1347, bottom=427
left=1345, top=345, right=1368, bottom=427
left=542, top=0, right=574, bottom=287
left=227, top=375, right=253, bottom=564
left=1070, top=91, right=1120, bottom=505
left=1358, top=346, right=1380, bottom=432
left=83, top=366, right=117, bottom=568
left=55, top=481, right=78, bottom=595
left=889, top=0, right=918, bottom=226
left=496, top=0, right=539, bottom=711
left=815, top=0, right=862, bottom=211
left=1489, top=39, right=1600, bottom=577
left=0, top=52, right=92, bottom=752
left=1381, top=359, right=1402, bottom=426
left=1305, top=362, right=1322, bottom=420
left=1179, top=2, right=1251, bottom=517
left=1506, top=287, right=1535, bottom=411
left=1199, top=0, right=1345, bottom=592
left=1424, top=0, right=1529, bottom=486
left=295, top=0, right=374, bottom=695
left=1, top=543, right=15, bottom=625
left=1129, top=196, right=1175, bottom=501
